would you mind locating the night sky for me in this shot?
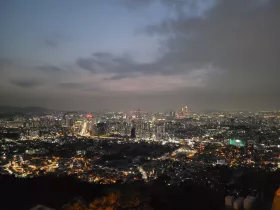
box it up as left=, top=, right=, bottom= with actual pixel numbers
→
left=0, top=0, right=280, bottom=112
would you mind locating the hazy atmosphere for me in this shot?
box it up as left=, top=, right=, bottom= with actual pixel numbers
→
left=1, top=0, right=280, bottom=111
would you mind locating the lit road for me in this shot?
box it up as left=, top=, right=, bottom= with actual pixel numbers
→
left=80, top=121, right=87, bottom=136
left=138, top=166, right=148, bottom=181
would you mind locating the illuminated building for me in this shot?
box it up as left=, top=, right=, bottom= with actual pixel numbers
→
left=136, top=108, right=141, bottom=119
left=229, top=139, right=245, bottom=147
left=164, top=121, right=173, bottom=133
left=65, top=115, right=70, bottom=127
left=86, top=114, right=93, bottom=119
left=76, top=150, right=86, bottom=156
left=69, top=118, right=74, bottom=127
left=183, top=106, right=188, bottom=117
left=156, top=125, right=165, bottom=139
left=176, top=105, right=189, bottom=119
left=169, top=111, right=176, bottom=118
left=143, top=121, right=151, bottom=131
left=87, top=120, right=93, bottom=133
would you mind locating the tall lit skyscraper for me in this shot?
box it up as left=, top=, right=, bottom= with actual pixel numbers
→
left=136, top=108, right=141, bottom=119
left=156, top=125, right=165, bottom=139
left=65, top=115, right=70, bottom=127
left=184, top=106, right=188, bottom=117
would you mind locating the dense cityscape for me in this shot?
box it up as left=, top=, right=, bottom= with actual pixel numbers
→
left=0, top=106, right=280, bottom=209
left=1, top=106, right=280, bottom=187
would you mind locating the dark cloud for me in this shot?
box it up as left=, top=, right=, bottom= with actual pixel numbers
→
left=59, top=82, right=85, bottom=89
left=93, top=52, right=113, bottom=58
left=76, top=50, right=203, bottom=80
left=10, top=79, right=42, bottom=88
left=59, top=82, right=102, bottom=93
left=76, top=58, right=97, bottom=72
left=96, top=0, right=280, bottom=111
left=44, top=35, right=70, bottom=48
left=37, top=65, right=64, bottom=72
left=122, top=0, right=217, bottom=19
left=45, top=39, right=58, bottom=48
left=76, top=52, right=136, bottom=76
left=143, top=0, right=280, bottom=92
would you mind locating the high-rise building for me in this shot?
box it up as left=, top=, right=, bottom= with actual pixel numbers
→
left=136, top=108, right=141, bottom=119
left=65, top=115, right=70, bottom=127
left=87, top=120, right=93, bottom=133
left=156, top=125, right=165, bottom=139
left=69, top=118, right=74, bottom=127
left=165, top=121, right=173, bottom=133
left=169, top=111, right=176, bottom=118
left=130, top=127, right=136, bottom=138
left=183, top=106, right=188, bottom=117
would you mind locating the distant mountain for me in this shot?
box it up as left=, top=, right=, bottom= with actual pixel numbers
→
left=0, top=106, right=51, bottom=114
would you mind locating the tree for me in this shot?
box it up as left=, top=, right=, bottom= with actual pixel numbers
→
left=88, top=192, right=120, bottom=210
left=63, top=199, right=87, bottom=210
left=62, top=189, right=152, bottom=210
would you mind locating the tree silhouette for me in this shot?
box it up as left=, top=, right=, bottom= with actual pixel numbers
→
left=64, top=190, right=152, bottom=210
left=63, top=199, right=87, bottom=210
left=88, top=192, right=121, bottom=210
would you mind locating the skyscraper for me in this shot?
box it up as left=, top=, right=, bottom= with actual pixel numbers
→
left=184, top=106, right=188, bottom=117
left=156, top=125, right=165, bottom=139
left=130, top=127, right=136, bottom=138
left=136, top=108, right=141, bottom=119
left=65, top=115, right=70, bottom=127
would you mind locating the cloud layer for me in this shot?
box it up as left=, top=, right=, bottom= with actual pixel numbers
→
left=1, top=0, right=280, bottom=111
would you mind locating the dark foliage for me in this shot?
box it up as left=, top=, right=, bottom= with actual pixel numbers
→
left=0, top=170, right=279, bottom=210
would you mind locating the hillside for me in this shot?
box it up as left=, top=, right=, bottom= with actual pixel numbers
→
left=0, top=106, right=51, bottom=114
left=0, top=174, right=224, bottom=210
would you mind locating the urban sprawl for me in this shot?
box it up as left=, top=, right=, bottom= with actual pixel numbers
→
left=1, top=106, right=280, bottom=194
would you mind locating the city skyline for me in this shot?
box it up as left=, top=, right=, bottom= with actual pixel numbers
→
left=1, top=0, right=280, bottom=112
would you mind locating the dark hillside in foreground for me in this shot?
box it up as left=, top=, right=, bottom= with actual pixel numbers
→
left=0, top=175, right=104, bottom=210
left=0, top=174, right=224, bottom=210
left=1, top=170, right=279, bottom=210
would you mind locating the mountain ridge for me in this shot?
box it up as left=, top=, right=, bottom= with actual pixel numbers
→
left=0, top=105, right=52, bottom=114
